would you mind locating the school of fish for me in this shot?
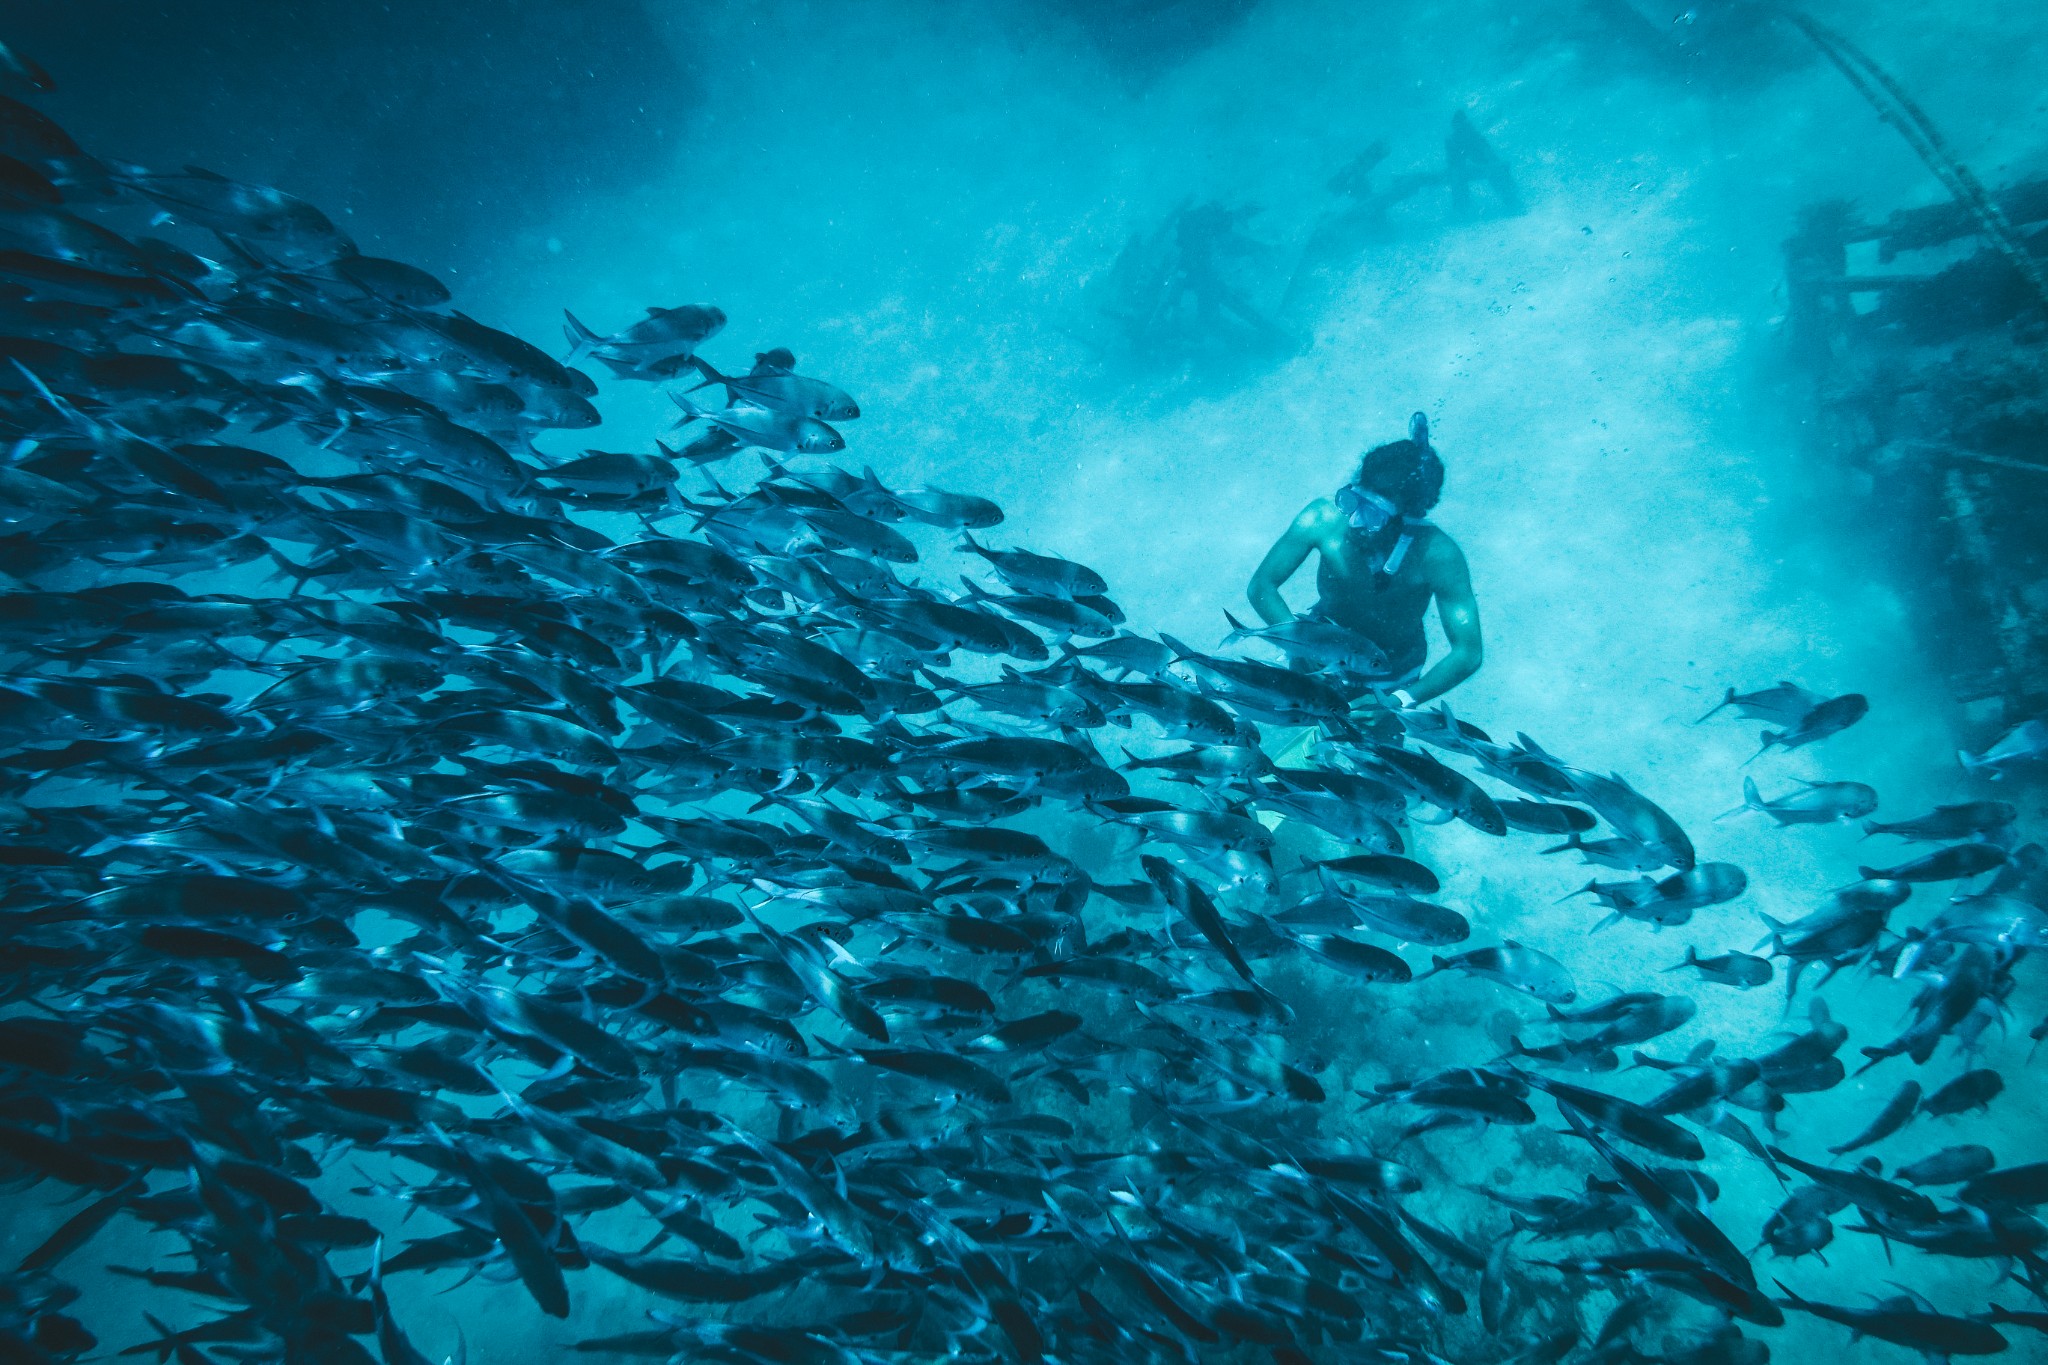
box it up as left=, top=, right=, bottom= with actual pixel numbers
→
left=3, top=47, right=2048, bottom=1365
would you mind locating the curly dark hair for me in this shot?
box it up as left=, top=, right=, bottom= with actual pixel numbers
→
left=1354, top=439, right=1444, bottom=518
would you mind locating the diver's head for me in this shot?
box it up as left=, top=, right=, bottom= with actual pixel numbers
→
left=1338, top=437, right=1444, bottom=532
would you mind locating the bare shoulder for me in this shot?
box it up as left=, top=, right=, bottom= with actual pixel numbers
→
left=1418, top=525, right=1472, bottom=581
left=1417, top=523, right=1463, bottom=559
left=1294, top=496, right=1345, bottom=537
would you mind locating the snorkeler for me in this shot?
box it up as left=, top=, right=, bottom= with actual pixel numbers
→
left=1246, top=414, right=1482, bottom=710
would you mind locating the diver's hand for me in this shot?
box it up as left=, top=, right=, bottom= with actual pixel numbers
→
left=1348, top=686, right=1411, bottom=720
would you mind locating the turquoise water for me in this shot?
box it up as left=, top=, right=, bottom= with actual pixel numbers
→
left=5, top=3, right=2048, bottom=1362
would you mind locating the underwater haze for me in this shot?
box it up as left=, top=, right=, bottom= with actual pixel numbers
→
left=5, top=1, right=2048, bottom=1363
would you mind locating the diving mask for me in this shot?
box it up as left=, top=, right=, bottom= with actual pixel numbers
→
left=1335, top=483, right=1400, bottom=535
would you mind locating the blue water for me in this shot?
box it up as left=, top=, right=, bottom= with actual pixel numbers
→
left=7, top=2, right=2048, bottom=1360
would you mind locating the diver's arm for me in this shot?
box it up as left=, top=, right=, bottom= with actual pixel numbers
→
left=1406, top=536, right=1482, bottom=705
left=1247, top=501, right=1333, bottom=626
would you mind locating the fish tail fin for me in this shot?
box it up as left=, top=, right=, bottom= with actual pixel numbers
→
left=10, top=360, right=96, bottom=437
left=594, top=352, right=649, bottom=378
left=1157, top=633, right=1197, bottom=662
left=263, top=545, right=321, bottom=596
left=1695, top=687, right=1735, bottom=724
left=697, top=466, right=735, bottom=503
left=1538, top=833, right=1581, bottom=855
left=561, top=308, right=600, bottom=361
left=1855, top=866, right=1881, bottom=882
left=1860, top=819, right=1883, bottom=839
left=958, top=530, right=986, bottom=557
left=684, top=353, right=725, bottom=389
left=138, top=1313, right=181, bottom=1364
left=1554, top=879, right=1595, bottom=904
left=1743, top=734, right=1777, bottom=766
left=1716, top=777, right=1762, bottom=822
